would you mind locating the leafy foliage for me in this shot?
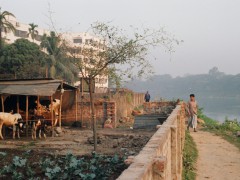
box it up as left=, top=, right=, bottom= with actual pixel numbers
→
left=28, top=23, right=38, bottom=42
left=40, top=31, right=79, bottom=83
left=0, top=34, right=78, bottom=83
left=0, top=151, right=127, bottom=180
left=201, top=111, right=240, bottom=149
left=0, top=38, right=48, bottom=79
left=0, top=156, right=28, bottom=180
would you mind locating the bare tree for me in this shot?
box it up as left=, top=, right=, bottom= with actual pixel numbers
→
left=67, top=22, right=180, bottom=151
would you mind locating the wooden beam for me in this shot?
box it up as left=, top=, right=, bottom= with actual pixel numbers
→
left=1, top=95, right=5, bottom=137
left=1, top=95, right=4, bottom=112
left=37, top=96, right=40, bottom=115
left=26, top=96, right=29, bottom=137
left=17, top=96, right=19, bottom=113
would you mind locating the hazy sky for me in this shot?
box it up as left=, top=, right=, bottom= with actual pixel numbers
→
left=1, top=0, right=240, bottom=76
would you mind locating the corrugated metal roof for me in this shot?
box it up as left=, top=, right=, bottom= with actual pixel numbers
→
left=0, top=79, right=76, bottom=96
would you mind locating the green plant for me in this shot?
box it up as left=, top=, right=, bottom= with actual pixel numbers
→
left=182, top=131, right=198, bottom=180
left=0, top=156, right=27, bottom=180
left=45, top=166, right=61, bottom=179
left=126, top=92, right=133, bottom=103
left=200, top=109, right=240, bottom=150
left=134, top=105, right=143, bottom=111
left=0, top=151, right=128, bottom=179
left=0, top=152, right=7, bottom=156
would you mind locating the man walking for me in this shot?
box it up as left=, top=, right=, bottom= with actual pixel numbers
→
left=144, top=91, right=150, bottom=102
left=187, top=94, right=198, bottom=132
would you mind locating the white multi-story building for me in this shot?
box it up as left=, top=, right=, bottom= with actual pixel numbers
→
left=62, top=32, right=108, bottom=93
left=2, top=15, right=49, bottom=45
left=1, top=15, right=108, bottom=93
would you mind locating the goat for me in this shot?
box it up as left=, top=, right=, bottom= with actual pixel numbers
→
left=0, top=112, right=22, bottom=140
left=30, top=115, right=47, bottom=140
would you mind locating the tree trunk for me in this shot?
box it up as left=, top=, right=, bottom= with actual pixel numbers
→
left=0, top=27, right=2, bottom=53
left=89, top=77, right=97, bottom=151
left=45, top=67, right=48, bottom=78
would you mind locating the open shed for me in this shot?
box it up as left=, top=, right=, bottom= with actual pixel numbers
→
left=0, top=79, right=78, bottom=135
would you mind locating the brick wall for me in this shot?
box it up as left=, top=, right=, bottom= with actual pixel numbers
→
left=61, top=92, right=145, bottom=127
left=117, top=102, right=186, bottom=180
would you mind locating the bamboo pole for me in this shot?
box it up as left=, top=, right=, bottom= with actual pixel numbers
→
left=26, top=96, right=29, bottom=137
left=17, top=96, right=19, bottom=113
left=51, top=96, right=54, bottom=137
left=1, top=95, right=4, bottom=112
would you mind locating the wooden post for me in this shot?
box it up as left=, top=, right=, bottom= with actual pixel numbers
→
left=59, top=82, right=63, bottom=128
left=17, top=96, right=19, bottom=113
left=1, top=95, right=4, bottom=112
left=75, top=89, right=78, bottom=122
left=37, top=96, right=40, bottom=114
left=26, top=96, right=29, bottom=137
left=51, top=96, right=54, bottom=137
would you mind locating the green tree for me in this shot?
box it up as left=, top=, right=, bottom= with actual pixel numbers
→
left=0, top=8, right=16, bottom=52
left=28, top=23, right=38, bottom=42
left=0, top=38, right=47, bottom=78
left=40, top=32, right=78, bottom=83
left=71, top=22, right=180, bottom=151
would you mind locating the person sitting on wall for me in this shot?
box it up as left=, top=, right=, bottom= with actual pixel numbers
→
left=104, top=119, right=113, bottom=129
left=144, top=91, right=151, bottom=102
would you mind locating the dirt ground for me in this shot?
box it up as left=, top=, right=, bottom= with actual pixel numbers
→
left=191, top=130, right=240, bottom=180
left=0, top=127, right=155, bottom=156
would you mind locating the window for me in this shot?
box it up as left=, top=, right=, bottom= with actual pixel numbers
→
left=15, top=29, right=28, bottom=38
left=1, top=28, right=11, bottom=33
left=35, top=34, right=43, bottom=41
left=73, top=38, right=82, bottom=44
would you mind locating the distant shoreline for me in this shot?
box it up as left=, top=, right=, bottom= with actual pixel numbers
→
left=204, top=111, right=239, bottom=122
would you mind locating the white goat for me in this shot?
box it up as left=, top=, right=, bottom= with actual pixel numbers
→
left=0, top=112, right=22, bottom=140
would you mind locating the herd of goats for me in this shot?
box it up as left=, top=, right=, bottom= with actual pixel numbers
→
left=0, top=99, right=61, bottom=140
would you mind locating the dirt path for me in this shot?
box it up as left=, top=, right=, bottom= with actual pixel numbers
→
left=191, top=130, right=240, bottom=180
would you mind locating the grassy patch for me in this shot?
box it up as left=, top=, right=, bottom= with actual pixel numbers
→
left=182, top=131, right=198, bottom=180
left=198, top=108, right=240, bottom=150
left=202, top=116, right=240, bottom=150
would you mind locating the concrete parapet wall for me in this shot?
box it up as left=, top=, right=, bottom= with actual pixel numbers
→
left=118, top=103, right=186, bottom=180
